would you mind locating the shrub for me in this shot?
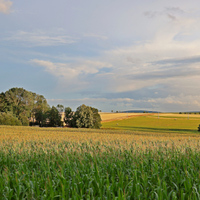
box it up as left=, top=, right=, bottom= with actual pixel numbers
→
left=198, top=124, right=200, bottom=131
left=0, top=112, right=22, bottom=126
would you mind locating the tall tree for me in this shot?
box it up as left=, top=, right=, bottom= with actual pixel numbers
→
left=47, top=106, right=62, bottom=127
left=0, top=92, right=9, bottom=112
left=64, top=107, right=74, bottom=127
left=74, top=104, right=94, bottom=128
left=90, top=107, right=102, bottom=129
left=33, top=95, right=50, bottom=125
left=34, top=109, right=47, bottom=127
left=56, top=104, right=64, bottom=113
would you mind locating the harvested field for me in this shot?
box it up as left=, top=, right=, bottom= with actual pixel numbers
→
left=158, top=113, right=200, bottom=119
left=100, top=112, right=152, bottom=122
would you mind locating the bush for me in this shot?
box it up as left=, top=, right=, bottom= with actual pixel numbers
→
left=198, top=124, right=200, bottom=131
left=0, top=112, right=22, bottom=126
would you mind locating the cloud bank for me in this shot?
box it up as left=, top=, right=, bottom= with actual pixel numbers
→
left=5, top=30, right=77, bottom=47
left=29, top=10, right=200, bottom=111
left=30, top=58, right=113, bottom=92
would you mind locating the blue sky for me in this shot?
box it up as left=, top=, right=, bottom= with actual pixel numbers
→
left=1, top=0, right=200, bottom=112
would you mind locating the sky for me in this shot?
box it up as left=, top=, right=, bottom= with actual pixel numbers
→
left=1, top=0, right=200, bottom=112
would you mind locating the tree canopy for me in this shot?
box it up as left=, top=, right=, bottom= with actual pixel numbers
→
left=47, top=106, right=62, bottom=127
left=0, top=87, right=50, bottom=126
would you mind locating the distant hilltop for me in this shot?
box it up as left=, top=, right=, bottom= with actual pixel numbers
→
left=122, top=110, right=200, bottom=114
left=122, top=110, right=159, bottom=113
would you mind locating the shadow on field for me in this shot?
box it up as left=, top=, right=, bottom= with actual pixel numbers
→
left=116, top=126, right=198, bottom=134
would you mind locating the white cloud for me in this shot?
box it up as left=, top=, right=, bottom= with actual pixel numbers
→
left=147, top=95, right=200, bottom=112
left=0, top=0, right=12, bottom=14
left=30, top=59, right=112, bottom=91
left=31, top=59, right=112, bottom=76
left=4, top=30, right=77, bottom=46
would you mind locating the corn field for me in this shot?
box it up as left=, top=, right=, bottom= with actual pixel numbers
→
left=0, top=126, right=200, bottom=199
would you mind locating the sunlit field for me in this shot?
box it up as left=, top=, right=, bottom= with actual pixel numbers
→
left=101, top=113, right=200, bottom=134
left=1, top=113, right=200, bottom=199
left=100, top=112, right=151, bottom=122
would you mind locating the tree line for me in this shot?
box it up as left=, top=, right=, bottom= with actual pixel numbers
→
left=0, top=88, right=101, bottom=128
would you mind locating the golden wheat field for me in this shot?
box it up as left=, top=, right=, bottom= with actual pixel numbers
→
left=100, top=112, right=200, bottom=122
left=100, top=112, right=152, bottom=122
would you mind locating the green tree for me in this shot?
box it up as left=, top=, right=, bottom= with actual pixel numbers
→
left=56, top=104, right=65, bottom=125
left=34, top=109, right=48, bottom=126
left=4, top=88, right=31, bottom=117
left=64, top=107, right=74, bottom=127
left=18, top=113, right=29, bottom=126
left=56, top=104, right=64, bottom=113
left=90, top=107, right=102, bottom=129
left=0, top=112, right=22, bottom=126
left=33, top=95, right=50, bottom=126
left=0, top=92, right=10, bottom=112
left=73, top=104, right=102, bottom=128
left=0, top=87, right=50, bottom=126
left=1, top=88, right=34, bottom=124
left=47, top=106, right=62, bottom=127
left=74, top=104, right=94, bottom=128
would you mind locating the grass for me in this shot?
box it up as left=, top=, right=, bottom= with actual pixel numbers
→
left=102, top=114, right=200, bottom=134
left=0, top=113, right=200, bottom=199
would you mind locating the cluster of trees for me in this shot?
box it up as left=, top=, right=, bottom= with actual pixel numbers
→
left=0, top=88, right=101, bottom=128
left=34, top=104, right=101, bottom=129
left=64, top=104, right=101, bottom=128
left=0, top=88, right=49, bottom=126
